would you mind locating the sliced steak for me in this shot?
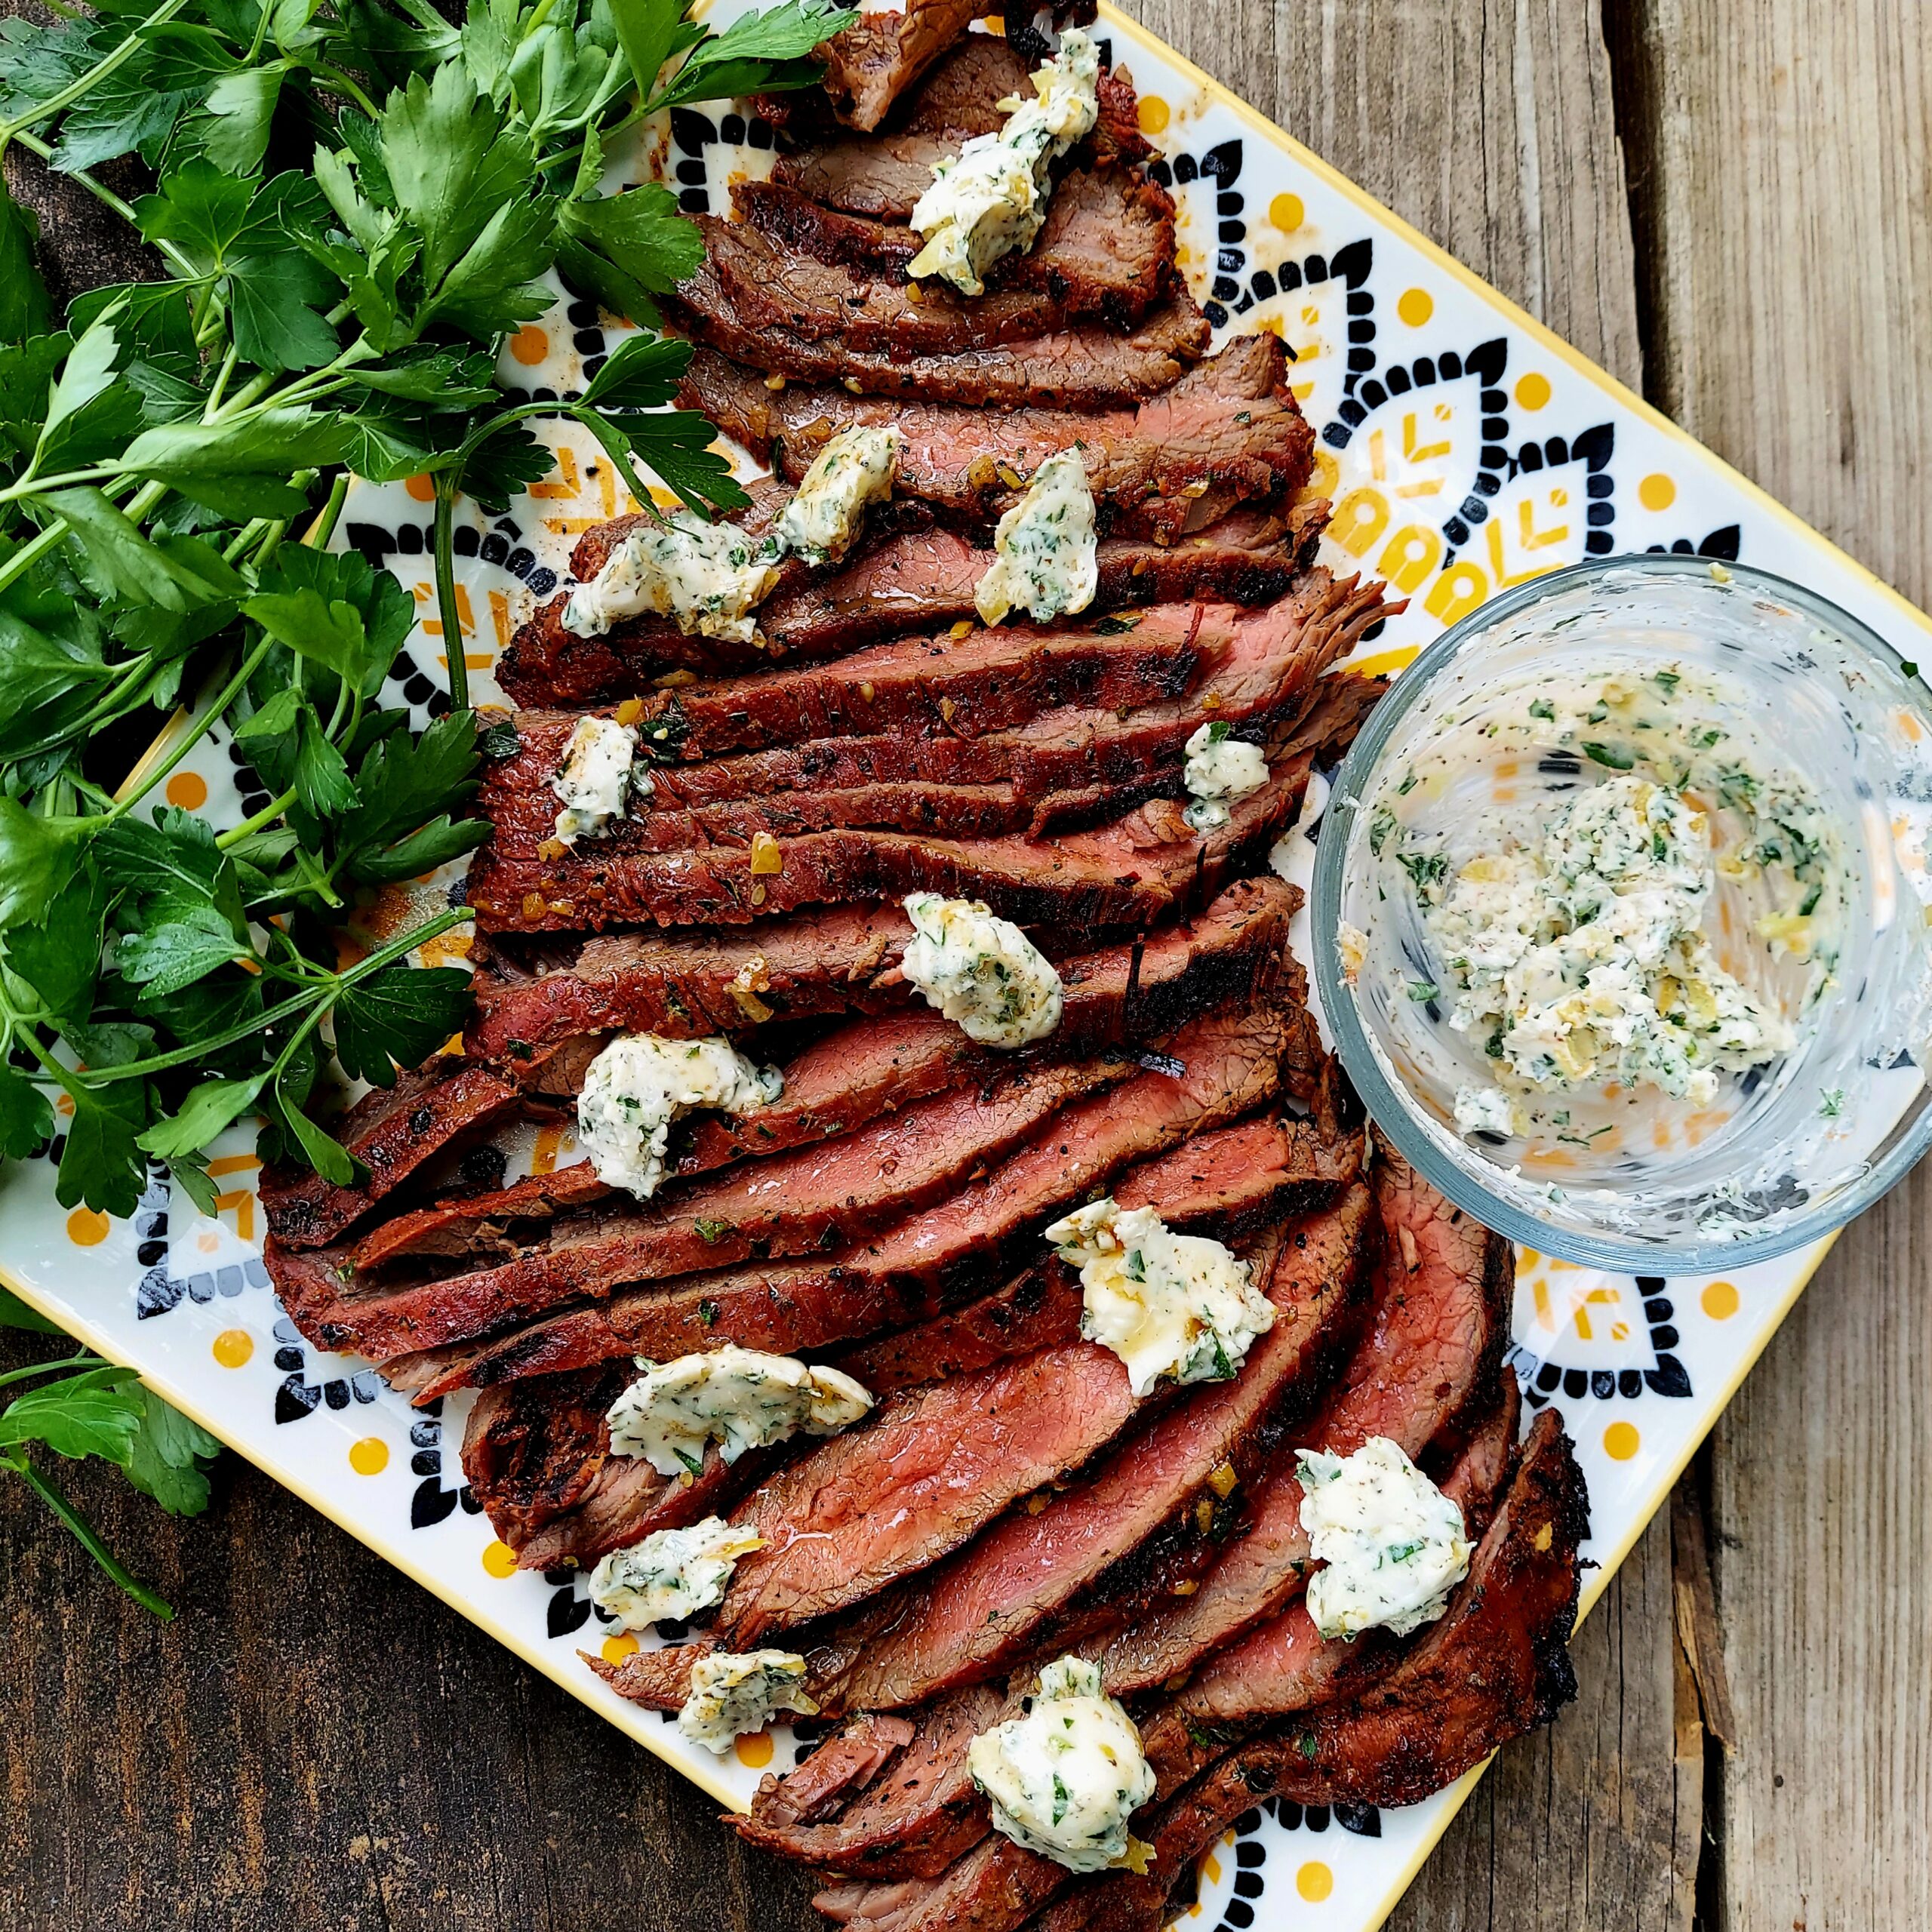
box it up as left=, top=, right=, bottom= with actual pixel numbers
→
left=829, top=1263, right=1086, bottom=1393
left=410, top=1001, right=1290, bottom=1396
left=682, top=334, right=1312, bottom=543
left=813, top=0, right=990, bottom=132
left=668, top=254, right=1210, bottom=405
left=485, top=580, right=1382, bottom=868
left=501, top=502, right=1321, bottom=700
left=1094, top=1149, right=1513, bottom=1696
left=260, top=1062, right=522, bottom=1248
left=372, top=879, right=1297, bottom=1266
left=1032, top=1414, right=1587, bottom=1932
left=757, top=1712, right=920, bottom=1832
left=720, top=168, right=1177, bottom=340
left=467, top=671, right=1374, bottom=933
left=715, top=1339, right=1140, bottom=1645
left=800, top=1185, right=1376, bottom=1714
left=271, top=1052, right=1133, bottom=1362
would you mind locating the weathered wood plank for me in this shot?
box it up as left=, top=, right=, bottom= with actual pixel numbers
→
left=1611, top=11, right=1932, bottom=1927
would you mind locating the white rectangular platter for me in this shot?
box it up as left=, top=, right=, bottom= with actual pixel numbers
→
left=7, top=7, right=1930, bottom=1927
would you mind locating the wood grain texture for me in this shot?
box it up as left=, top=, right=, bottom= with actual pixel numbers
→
left=1614, top=6, right=1932, bottom=1928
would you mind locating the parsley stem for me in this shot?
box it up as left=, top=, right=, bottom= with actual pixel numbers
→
left=432, top=474, right=469, bottom=710
left=0, top=0, right=195, bottom=143
left=106, top=639, right=274, bottom=827
left=214, top=787, right=297, bottom=849
left=3, top=1450, right=175, bottom=1619
left=0, top=1352, right=96, bottom=1389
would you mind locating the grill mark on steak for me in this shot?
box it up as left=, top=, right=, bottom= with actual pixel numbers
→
left=500, top=501, right=1323, bottom=702
left=466, top=672, right=1376, bottom=933
left=260, top=1062, right=524, bottom=1249
left=718, top=168, right=1177, bottom=341
left=407, top=1001, right=1290, bottom=1400
left=484, top=580, right=1384, bottom=867
left=346, top=880, right=1297, bottom=1268
left=795, top=1186, right=1375, bottom=1715
left=1092, top=1149, right=1514, bottom=1696
left=1017, top=1414, right=1587, bottom=1932
left=271, top=1052, right=1134, bottom=1362
left=667, top=254, right=1210, bottom=406
left=679, top=336, right=1312, bottom=543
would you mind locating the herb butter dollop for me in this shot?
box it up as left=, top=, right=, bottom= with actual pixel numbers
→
left=678, top=1650, right=817, bottom=1753
left=774, top=424, right=903, bottom=566
left=561, top=512, right=782, bottom=644
left=605, top=1346, right=874, bottom=1478
left=1182, top=720, right=1270, bottom=831
left=588, top=1516, right=763, bottom=1631
left=1297, top=1436, right=1472, bottom=1639
left=973, top=448, right=1098, bottom=627
left=1045, top=1198, right=1275, bottom=1397
left=550, top=714, right=648, bottom=844
left=967, top=1656, right=1156, bottom=1873
left=907, top=29, right=1101, bottom=295
left=901, top=893, right=1064, bottom=1046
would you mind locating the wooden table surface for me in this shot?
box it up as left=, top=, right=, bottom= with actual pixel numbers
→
left=5, top=4, right=1928, bottom=1927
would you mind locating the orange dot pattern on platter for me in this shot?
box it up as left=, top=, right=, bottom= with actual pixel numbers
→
left=66, top=1208, right=109, bottom=1247
left=1639, top=472, right=1677, bottom=512
left=348, top=1437, right=389, bottom=1476
left=481, top=1540, right=519, bottom=1578
left=1137, top=95, right=1170, bottom=136
left=211, top=1328, right=253, bottom=1369
left=509, top=325, right=549, bottom=367
left=1297, top=1860, right=1334, bottom=1903
left=1396, top=287, right=1433, bottom=327
left=1515, top=371, right=1552, bottom=411
left=165, top=771, right=208, bottom=811
left=405, top=471, right=438, bottom=503
left=1269, top=192, right=1304, bottom=233
left=1701, top=1279, right=1740, bottom=1321
left=1604, top=1420, right=1641, bottom=1462
left=735, top=1730, right=776, bottom=1770
left=601, top=1633, right=639, bottom=1666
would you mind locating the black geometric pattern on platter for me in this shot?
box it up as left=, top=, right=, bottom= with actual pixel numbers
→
left=1511, top=1274, right=1694, bottom=1408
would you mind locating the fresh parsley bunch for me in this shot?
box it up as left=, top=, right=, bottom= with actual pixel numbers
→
left=0, top=0, right=851, bottom=1602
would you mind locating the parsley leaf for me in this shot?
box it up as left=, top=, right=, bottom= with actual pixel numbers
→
left=332, top=963, right=474, bottom=1088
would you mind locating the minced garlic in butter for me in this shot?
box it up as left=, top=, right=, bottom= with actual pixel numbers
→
left=678, top=1650, right=817, bottom=1753
left=901, top=893, right=1064, bottom=1046
left=588, top=1516, right=763, bottom=1630
left=973, top=448, right=1098, bottom=627
left=561, top=513, right=783, bottom=644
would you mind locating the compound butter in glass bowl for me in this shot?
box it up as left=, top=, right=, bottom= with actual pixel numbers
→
left=1313, top=555, right=1932, bottom=1272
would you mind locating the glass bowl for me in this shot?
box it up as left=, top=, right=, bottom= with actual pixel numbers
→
left=1312, top=554, right=1932, bottom=1272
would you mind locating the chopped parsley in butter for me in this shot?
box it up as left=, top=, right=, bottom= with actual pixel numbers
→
left=973, top=448, right=1098, bottom=626
left=1045, top=1198, right=1275, bottom=1398
left=588, top=1516, right=763, bottom=1631
left=1182, top=720, right=1270, bottom=832
left=774, top=425, right=903, bottom=566
left=967, top=1656, right=1156, bottom=1873
left=907, top=29, right=1100, bottom=295
left=605, top=1346, right=874, bottom=1479
left=1297, top=1436, right=1471, bottom=1639
left=561, top=512, right=783, bottom=644
left=551, top=714, right=648, bottom=844
left=901, top=893, right=1064, bottom=1046
left=577, top=1034, right=783, bottom=1201
left=678, top=1650, right=817, bottom=1753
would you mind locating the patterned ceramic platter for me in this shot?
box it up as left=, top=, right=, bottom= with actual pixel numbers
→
left=6, top=8, right=1930, bottom=1929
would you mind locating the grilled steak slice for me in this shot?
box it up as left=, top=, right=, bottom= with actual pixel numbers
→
left=404, top=1001, right=1290, bottom=1398
left=669, top=254, right=1210, bottom=405
left=1094, top=1150, right=1512, bottom=1696
left=1171, top=1371, right=1524, bottom=1727
left=485, top=582, right=1381, bottom=869
left=798, top=1186, right=1375, bottom=1714
left=758, top=1712, right=921, bottom=1832
left=467, top=671, right=1373, bottom=933
left=356, top=880, right=1297, bottom=1266
left=717, top=169, right=1177, bottom=342
left=774, top=29, right=1143, bottom=216
left=813, top=0, right=989, bottom=132
left=681, top=335, right=1312, bottom=543
left=715, top=1339, right=1142, bottom=1645
left=272, top=1052, right=1133, bottom=1362
left=502, top=501, right=1320, bottom=700
left=260, top=1062, right=522, bottom=1248
left=842, top=1407, right=1581, bottom=1932
left=829, top=1263, right=1086, bottom=1393
left=1027, top=1414, right=1586, bottom=1932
